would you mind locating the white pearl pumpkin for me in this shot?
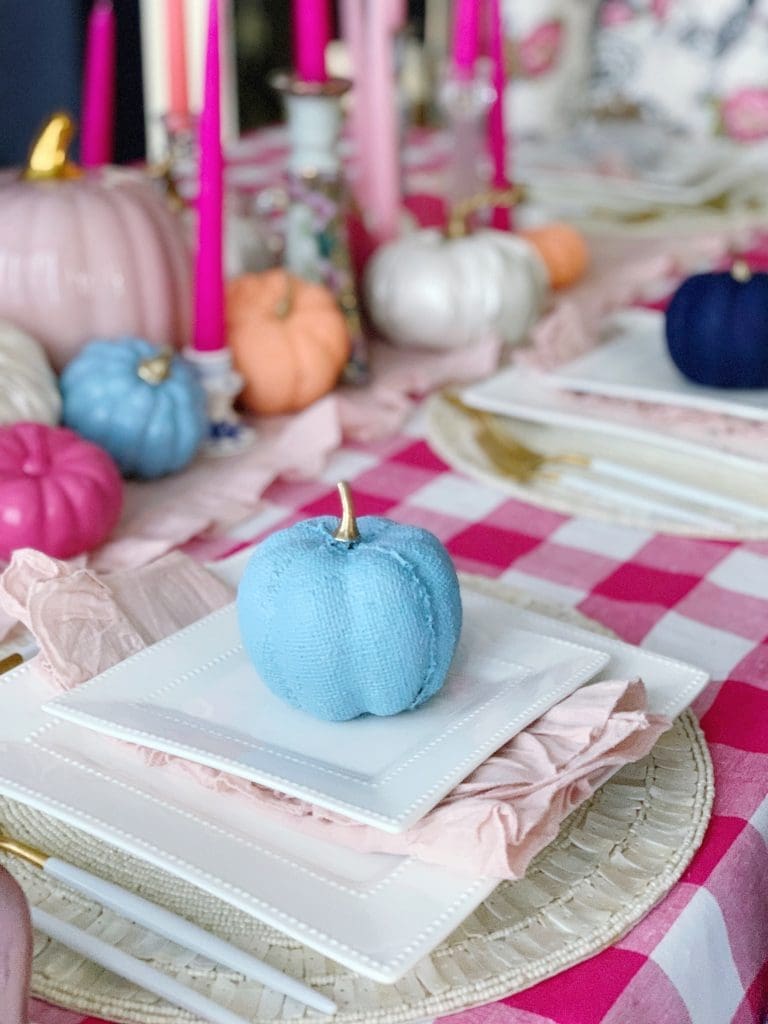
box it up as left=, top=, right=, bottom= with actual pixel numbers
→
left=0, top=321, right=60, bottom=426
left=364, top=229, right=548, bottom=349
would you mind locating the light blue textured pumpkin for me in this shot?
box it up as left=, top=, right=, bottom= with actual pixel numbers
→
left=237, top=481, right=463, bottom=722
left=60, top=339, right=208, bottom=479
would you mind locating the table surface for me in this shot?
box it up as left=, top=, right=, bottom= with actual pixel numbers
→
left=30, top=127, right=768, bottom=1024
left=32, top=402, right=768, bottom=1024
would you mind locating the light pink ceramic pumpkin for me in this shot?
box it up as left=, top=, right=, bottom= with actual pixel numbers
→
left=0, top=422, right=124, bottom=560
left=0, top=114, right=191, bottom=371
left=0, top=866, right=31, bottom=1024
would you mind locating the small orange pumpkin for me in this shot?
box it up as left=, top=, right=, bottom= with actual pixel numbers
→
left=226, top=270, right=351, bottom=416
left=519, top=223, right=589, bottom=289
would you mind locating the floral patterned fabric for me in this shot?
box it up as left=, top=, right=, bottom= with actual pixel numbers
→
left=592, top=0, right=768, bottom=141
left=501, top=0, right=601, bottom=136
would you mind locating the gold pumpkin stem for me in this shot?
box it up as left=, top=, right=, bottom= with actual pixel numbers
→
left=446, top=185, right=526, bottom=239
left=273, top=273, right=295, bottom=319
left=333, top=480, right=361, bottom=544
left=731, top=259, right=752, bottom=283
left=22, top=112, right=81, bottom=181
left=137, top=349, right=174, bottom=385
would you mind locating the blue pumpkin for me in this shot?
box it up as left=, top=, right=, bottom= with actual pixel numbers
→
left=665, top=260, right=768, bottom=389
left=237, top=481, right=463, bottom=722
left=61, top=339, right=208, bottom=479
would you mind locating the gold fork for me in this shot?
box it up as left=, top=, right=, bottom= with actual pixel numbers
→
left=441, top=392, right=765, bottom=526
left=443, top=391, right=589, bottom=482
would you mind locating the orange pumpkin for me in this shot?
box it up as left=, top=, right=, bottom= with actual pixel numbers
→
left=226, top=270, right=351, bottom=416
left=519, top=223, right=589, bottom=289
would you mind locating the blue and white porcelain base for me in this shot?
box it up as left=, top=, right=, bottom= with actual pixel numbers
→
left=183, top=347, right=256, bottom=457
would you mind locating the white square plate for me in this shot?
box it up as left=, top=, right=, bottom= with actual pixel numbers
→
left=546, top=309, right=768, bottom=421
left=0, top=585, right=709, bottom=982
left=42, top=589, right=609, bottom=833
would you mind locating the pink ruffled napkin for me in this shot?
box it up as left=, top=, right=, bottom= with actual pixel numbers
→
left=87, top=336, right=502, bottom=572
left=0, top=549, right=669, bottom=880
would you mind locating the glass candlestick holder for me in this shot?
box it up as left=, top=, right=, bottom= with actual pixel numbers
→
left=271, top=72, right=369, bottom=386
left=439, top=58, right=495, bottom=208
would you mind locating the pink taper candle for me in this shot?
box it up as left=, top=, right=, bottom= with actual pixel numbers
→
left=292, top=0, right=330, bottom=83
left=364, top=0, right=405, bottom=245
left=166, top=0, right=189, bottom=119
left=452, top=0, right=480, bottom=80
left=193, top=0, right=225, bottom=352
left=340, top=0, right=369, bottom=209
left=488, top=0, right=512, bottom=229
left=80, top=0, right=116, bottom=168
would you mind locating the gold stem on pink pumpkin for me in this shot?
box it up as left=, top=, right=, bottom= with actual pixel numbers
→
left=137, top=349, right=174, bottom=385
left=731, top=260, right=752, bottom=283
left=333, top=480, right=360, bottom=543
left=22, top=112, right=82, bottom=181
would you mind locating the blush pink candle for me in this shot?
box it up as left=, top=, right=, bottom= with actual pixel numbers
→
left=488, top=0, right=512, bottom=229
left=166, top=0, right=189, bottom=119
left=292, top=0, right=330, bottom=83
left=340, top=0, right=369, bottom=209
left=80, top=0, right=116, bottom=168
left=193, top=0, right=225, bottom=352
left=452, top=0, right=480, bottom=80
left=364, top=0, right=405, bottom=245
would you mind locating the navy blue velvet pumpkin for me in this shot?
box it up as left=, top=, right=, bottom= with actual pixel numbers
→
left=665, top=261, right=768, bottom=389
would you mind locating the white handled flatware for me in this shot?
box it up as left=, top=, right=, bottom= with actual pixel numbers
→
left=3, top=832, right=336, bottom=1015
left=31, top=907, right=254, bottom=1024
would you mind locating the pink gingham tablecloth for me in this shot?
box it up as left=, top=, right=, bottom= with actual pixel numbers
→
left=29, top=125, right=768, bottom=1024
left=32, top=410, right=768, bottom=1024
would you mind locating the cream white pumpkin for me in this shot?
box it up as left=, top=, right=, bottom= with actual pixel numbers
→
left=0, top=322, right=61, bottom=425
left=364, top=229, right=548, bottom=349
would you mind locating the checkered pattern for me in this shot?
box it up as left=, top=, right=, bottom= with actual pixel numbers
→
left=29, top=125, right=768, bottom=1024
left=33, top=425, right=768, bottom=1024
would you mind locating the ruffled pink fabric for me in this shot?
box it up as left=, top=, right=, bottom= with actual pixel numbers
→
left=519, top=229, right=752, bottom=371
left=88, top=337, right=503, bottom=572
left=0, top=549, right=232, bottom=686
left=158, top=676, right=667, bottom=879
left=530, top=388, right=768, bottom=464
left=0, top=550, right=669, bottom=880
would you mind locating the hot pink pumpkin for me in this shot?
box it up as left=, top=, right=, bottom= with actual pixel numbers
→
left=0, top=114, right=191, bottom=371
left=0, top=422, right=123, bottom=560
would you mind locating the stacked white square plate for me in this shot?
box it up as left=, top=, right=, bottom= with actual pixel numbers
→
left=0, top=552, right=709, bottom=983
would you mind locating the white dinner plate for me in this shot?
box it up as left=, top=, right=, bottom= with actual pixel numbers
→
left=0, top=584, right=709, bottom=982
left=42, top=589, right=609, bottom=833
left=546, top=309, right=768, bottom=420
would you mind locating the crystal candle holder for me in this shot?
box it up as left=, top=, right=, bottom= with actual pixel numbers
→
left=439, top=59, right=495, bottom=208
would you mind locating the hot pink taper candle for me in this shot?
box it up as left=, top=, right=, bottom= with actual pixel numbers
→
left=166, top=0, right=189, bottom=119
left=80, top=0, right=116, bottom=168
left=452, top=0, right=480, bottom=80
left=193, top=0, right=225, bottom=352
left=487, top=0, right=512, bottom=229
left=292, top=0, right=330, bottom=83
